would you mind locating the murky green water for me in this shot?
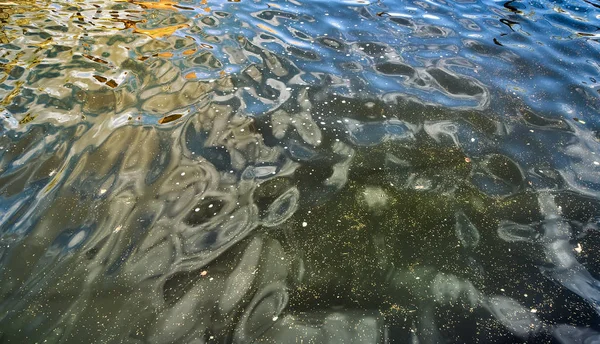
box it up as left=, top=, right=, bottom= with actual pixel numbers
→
left=1, top=0, right=600, bottom=342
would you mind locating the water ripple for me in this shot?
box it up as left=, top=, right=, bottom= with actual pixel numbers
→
left=1, top=0, right=600, bottom=342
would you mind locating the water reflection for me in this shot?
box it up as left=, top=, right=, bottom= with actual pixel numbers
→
left=1, top=0, right=600, bottom=342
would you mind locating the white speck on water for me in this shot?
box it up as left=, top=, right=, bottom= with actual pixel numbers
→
left=530, top=308, right=537, bottom=313
left=272, top=316, right=279, bottom=321
left=181, top=172, right=185, bottom=176
left=195, top=208, right=200, bottom=212
left=594, top=161, right=599, bottom=166
left=302, top=221, right=308, bottom=227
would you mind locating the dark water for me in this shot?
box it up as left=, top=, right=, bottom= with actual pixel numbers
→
left=1, top=0, right=600, bottom=342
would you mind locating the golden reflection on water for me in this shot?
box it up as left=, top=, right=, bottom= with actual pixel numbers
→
left=129, top=0, right=181, bottom=11
left=133, top=23, right=189, bottom=38
left=0, top=0, right=226, bottom=129
left=0, top=0, right=47, bottom=43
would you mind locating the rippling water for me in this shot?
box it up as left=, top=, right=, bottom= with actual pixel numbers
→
left=1, top=0, right=600, bottom=342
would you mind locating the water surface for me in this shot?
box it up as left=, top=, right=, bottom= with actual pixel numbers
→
left=1, top=0, right=600, bottom=342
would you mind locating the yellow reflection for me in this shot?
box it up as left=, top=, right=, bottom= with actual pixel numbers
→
left=18, top=113, right=36, bottom=125
left=128, top=0, right=198, bottom=11
left=182, top=48, right=196, bottom=55
left=129, top=0, right=179, bottom=11
left=134, top=23, right=189, bottom=38
left=0, top=0, right=47, bottom=43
